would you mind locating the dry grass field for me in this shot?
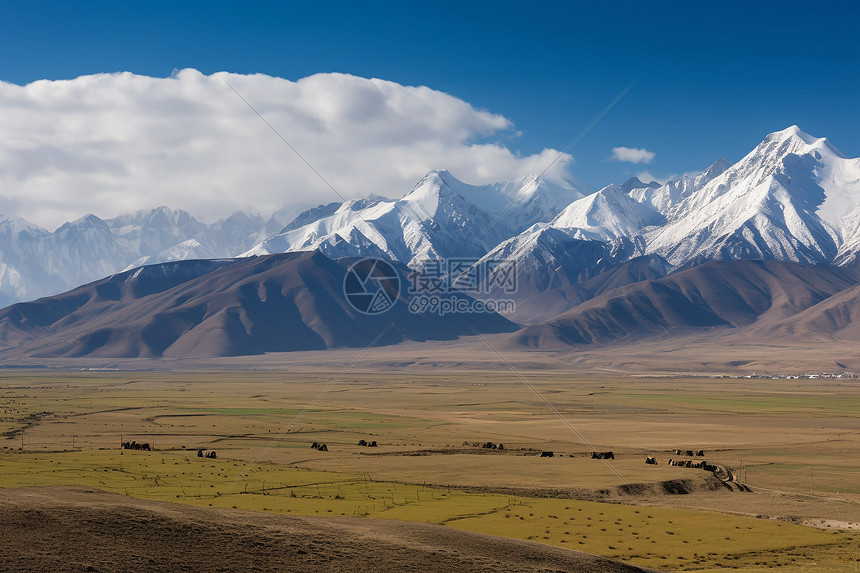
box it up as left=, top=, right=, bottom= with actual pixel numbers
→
left=2, top=366, right=859, bottom=571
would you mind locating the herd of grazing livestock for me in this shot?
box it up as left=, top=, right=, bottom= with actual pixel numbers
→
left=121, top=441, right=151, bottom=451
left=121, top=436, right=722, bottom=479
left=537, top=447, right=719, bottom=475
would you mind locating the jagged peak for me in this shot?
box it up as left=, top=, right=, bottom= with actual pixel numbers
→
left=763, top=125, right=846, bottom=159
left=702, top=157, right=730, bottom=178
left=771, top=124, right=817, bottom=144
left=69, top=213, right=106, bottom=226
left=416, top=168, right=455, bottom=186
left=619, top=176, right=659, bottom=193
left=0, top=215, right=49, bottom=234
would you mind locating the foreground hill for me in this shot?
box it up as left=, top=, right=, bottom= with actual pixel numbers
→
left=0, top=487, right=652, bottom=573
left=507, top=260, right=858, bottom=349
left=0, top=251, right=516, bottom=359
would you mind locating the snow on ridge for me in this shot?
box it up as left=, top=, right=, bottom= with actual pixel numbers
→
left=551, top=183, right=660, bottom=242
left=245, top=168, right=587, bottom=269
left=641, top=126, right=859, bottom=267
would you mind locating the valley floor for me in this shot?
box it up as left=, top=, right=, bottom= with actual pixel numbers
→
left=1, top=359, right=859, bottom=571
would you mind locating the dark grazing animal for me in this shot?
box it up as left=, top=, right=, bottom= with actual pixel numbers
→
left=540, top=451, right=554, bottom=458
left=591, top=451, right=614, bottom=460
left=122, top=441, right=151, bottom=451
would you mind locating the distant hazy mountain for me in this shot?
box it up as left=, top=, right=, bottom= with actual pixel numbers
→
left=0, top=207, right=291, bottom=303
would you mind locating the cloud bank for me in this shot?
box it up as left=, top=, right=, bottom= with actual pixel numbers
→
left=610, top=146, right=655, bottom=164
left=0, top=69, right=574, bottom=229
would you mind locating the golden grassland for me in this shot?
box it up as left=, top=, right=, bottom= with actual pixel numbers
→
left=1, top=450, right=856, bottom=572
left=1, top=370, right=859, bottom=571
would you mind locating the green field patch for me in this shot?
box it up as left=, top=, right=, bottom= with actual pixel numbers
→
left=184, top=407, right=426, bottom=430
left=188, top=407, right=318, bottom=416
left=623, top=391, right=860, bottom=416
left=447, top=498, right=852, bottom=570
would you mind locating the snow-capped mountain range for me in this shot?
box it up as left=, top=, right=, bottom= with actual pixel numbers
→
left=243, top=171, right=587, bottom=267
left=472, top=126, right=860, bottom=300
left=1, top=126, right=858, bottom=307
left=644, top=126, right=859, bottom=267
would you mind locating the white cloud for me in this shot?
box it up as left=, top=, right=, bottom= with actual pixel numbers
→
left=611, top=146, right=655, bottom=164
left=0, top=69, right=576, bottom=229
left=635, top=171, right=666, bottom=184
left=636, top=169, right=702, bottom=185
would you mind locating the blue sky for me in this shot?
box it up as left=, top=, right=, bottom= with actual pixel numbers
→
left=1, top=1, right=858, bottom=220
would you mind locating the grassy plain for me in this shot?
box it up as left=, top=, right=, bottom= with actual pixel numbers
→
left=1, top=369, right=859, bottom=571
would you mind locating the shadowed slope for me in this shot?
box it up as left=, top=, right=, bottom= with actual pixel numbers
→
left=0, top=252, right=516, bottom=358
left=506, top=260, right=858, bottom=349
left=748, top=282, right=860, bottom=342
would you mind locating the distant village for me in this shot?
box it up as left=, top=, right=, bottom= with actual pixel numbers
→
left=724, top=372, right=858, bottom=380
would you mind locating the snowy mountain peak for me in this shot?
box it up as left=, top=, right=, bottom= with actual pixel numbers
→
left=760, top=125, right=846, bottom=160
left=551, top=183, right=660, bottom=242
left=701, top=157, right=731, bottom=181
left=775, top=124, right=814, bottom=141
left=643, top=126, right=859, bottom=267
left=0, top=216, right=49, bottom=235
left=243, top=169, right=586, bottom=270
left=60, top=213, right=110, bottom=232
left=111, top=206, right=196, bottom=227
left=619, top=176, right=659, bottom=193
left=626, top=159, right=730, bottom=218
left=403, top=169, right=452, bottom=199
